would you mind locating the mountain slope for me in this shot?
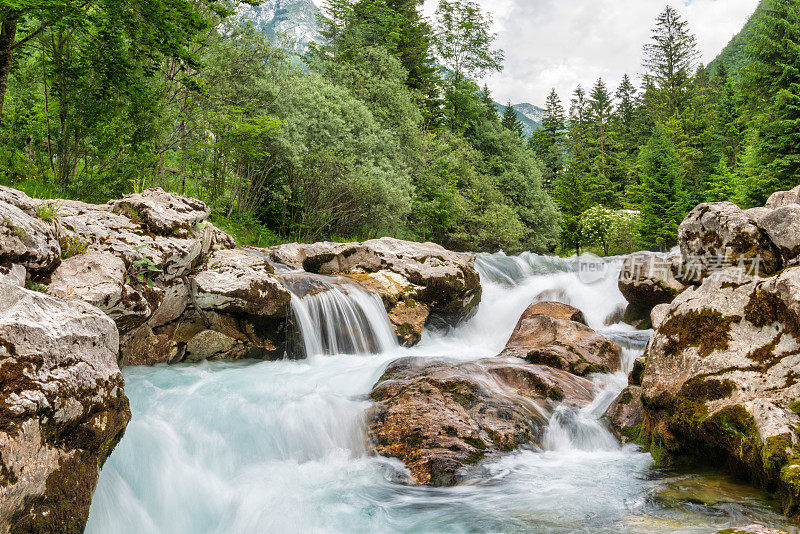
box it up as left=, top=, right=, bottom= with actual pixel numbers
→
left=708, top=0, right=771, bottom=76
left=240, top=0, right=321, bottom=54
left=495, top=102, right=544, bottom=136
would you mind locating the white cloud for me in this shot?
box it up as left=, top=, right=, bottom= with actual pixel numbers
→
left=422, top=0, right=759, bottom=106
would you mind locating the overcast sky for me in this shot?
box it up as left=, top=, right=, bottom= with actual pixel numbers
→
left=416, top=0, right=760, bottom=106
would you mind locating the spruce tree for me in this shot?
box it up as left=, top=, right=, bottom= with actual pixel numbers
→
left=642, top=6, right=699, bottom=119
left=529, top=88, right=566, bottom=190
left=587, top=78, right=620, bottom=203
left=614, top=74, right=637, bottom=150
left=553, top=161, right=592, bottom=255
left=501, top=101, right=524, bottom=137
left=741, top=0, right=800, bottom=205
left=706, top=158, right=737, bottom=202
left=638, top=124, right=685, bottom=250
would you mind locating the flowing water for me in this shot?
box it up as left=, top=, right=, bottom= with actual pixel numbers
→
left=86, top=252, right=796, bottom=533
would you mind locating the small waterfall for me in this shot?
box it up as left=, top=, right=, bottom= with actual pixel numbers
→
left=288, top=282, right=398, bottom=359
left=544, top=347, right=640, bottom=452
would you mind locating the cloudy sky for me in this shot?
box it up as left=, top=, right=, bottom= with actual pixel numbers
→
left=420, top=0, right=760, bottom=106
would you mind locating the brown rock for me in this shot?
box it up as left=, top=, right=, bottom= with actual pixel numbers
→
left=368, top=357, right=595, bottom=486
left=523, top=300, right=586, bottom=324
left=501, top=304, right=622, bottom=376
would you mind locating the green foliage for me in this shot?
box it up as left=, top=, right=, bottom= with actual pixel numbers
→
left=60, top=234, right=89, bottom=259
left=739, top=0, right=800, bottom=206
left=500, top=101, right=523, bottom=137
left=34, top=200, right=59, bottom=221
left=127, top=245, right=161, bottom=288
left=582, top=205, right=641, bottom=256
left=638, top=125, right=685, bottom=250
left=24, top=280, right=46, bottom=293
left=706, top=158, right=737, bottom=202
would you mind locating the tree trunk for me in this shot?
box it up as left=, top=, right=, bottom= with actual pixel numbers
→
left=0, top=18, right=18, bottom=125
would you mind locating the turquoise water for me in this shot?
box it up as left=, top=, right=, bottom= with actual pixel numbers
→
left=86, top=253, right=796, bottom=533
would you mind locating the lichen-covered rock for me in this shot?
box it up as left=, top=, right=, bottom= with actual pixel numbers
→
left=368, top=357, right=595, bottom=486
left=0, top=281, right=130, bottom=532
left=0, top=188, right=60, bottom=274
left=108, top=187, right=211, bottom=237
left=618, top=251, right=688, bottom=325
left=186, top=248, right=292, bottom=361
left=766, top=185, right=800, bottom=209
left=501, top=303, right=622, bottom=376
left=47, top=252, right=158, bottom=334
left=716, top=525, right=790, bottom=534
left=756, top=205, right=800, bottom=266
left=638, top=267, right=800, bottom=516
left=269, top=237, right=482, bottom=328
left=678, top=202, right=782, bottom=279
left=55, top=199, right=231, bottom=281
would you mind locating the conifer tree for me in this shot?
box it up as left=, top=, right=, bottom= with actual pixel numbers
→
left=529, top=88, right=566, bottom=190
left=586, top=78, right=620, bottom=203
left=614, top=74, right=637, bottom=151
left=638, top=124, right=685, bottom=250
left=741, top=0, right=800, bottom=205
left=706, top=158, right=737, bottom=202
left=642, top=6, right=699, bottom=119
left=553, top=161, right=591, bottom=255
left=501, top=101, right=524, bottom=137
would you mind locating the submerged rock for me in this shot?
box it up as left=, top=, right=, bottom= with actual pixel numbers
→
left=0, top=281, right=130, bottom=532
left=367, top=357, right=595, bottom=486
left=501, top=301, right=622, bottom=376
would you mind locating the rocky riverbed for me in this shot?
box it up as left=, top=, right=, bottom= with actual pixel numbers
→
left=3, top=184, right=800, bottom=532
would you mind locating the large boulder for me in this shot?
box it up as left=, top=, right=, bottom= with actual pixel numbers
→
left=107, top=187, right=211, bottom=238
left=756, top=205, right=800, bottom=266
left=47, top=252, right=158, bottom=334
left=766, top=185, right=800, bottom=209
left=0, top=281, right=130, bottom=532
left=618, top=251, right=688, bottom=326
left=269, top=238, right=482, bottom=338
left=368, top=357, right=595, bottom=486
left=501, top=302, right=622, bottom=376
left=678, top=202, right=782, bottom=279
left=638, top=267, right=800, bottom=516
left=0, top=187, right=60, bottom=274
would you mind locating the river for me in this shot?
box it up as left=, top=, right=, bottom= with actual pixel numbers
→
left=86, top=252, right=796, bottom=533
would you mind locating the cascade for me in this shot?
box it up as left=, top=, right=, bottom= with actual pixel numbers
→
left=86, top=251, right=792, bottom=534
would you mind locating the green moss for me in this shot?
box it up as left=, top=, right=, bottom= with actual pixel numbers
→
left=659, top=309, right=737, bottom=357
left=679, top=377, right=736, bottom=402
left=619, top=423, right=643, bottom=443
left=745, top=289, right=800, bottom=338
left=619, top=390, right=633, bottom=405
left=463, top=450, right=485, bottom=464
left=463, top=436, right=487, bottom=450
left=789, top=402, right=800, bottom=415
left=629, top=358, right=646, bottom=387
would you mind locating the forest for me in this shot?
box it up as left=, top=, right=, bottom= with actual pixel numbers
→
left=0, top=0, right=798, bottom=255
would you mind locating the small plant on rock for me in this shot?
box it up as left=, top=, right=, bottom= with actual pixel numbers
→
left=35, top=201, right=61, bottom=222
left=60, top=234, right=89, bottom=259
left=25, top=280, right=47, bottom=292
left=127, top=245, right=161, bottom=288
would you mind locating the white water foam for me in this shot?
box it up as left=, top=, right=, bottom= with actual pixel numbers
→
left=86, top=252, right=792, bottom=534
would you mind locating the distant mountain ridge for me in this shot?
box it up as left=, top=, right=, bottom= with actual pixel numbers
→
left=239, top=0, right=321, bottom=53
left=708, top=0, right=770, bottom=76
left=495, top=102, right=544, bottom=136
